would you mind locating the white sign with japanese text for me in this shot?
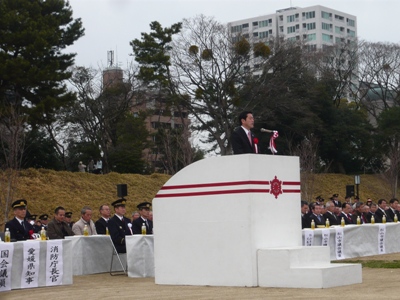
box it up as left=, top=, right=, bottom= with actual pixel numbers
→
left=21, top=241, right=40, bottom=288
left=321, top=229, right=330, bottom=246
left=378, top=224, right=386, bottom=254
left=0, top=243, right=14, bottom=292
left=335, top=227, right=344, bottom=260
left=304, top=229, right=314, bottom=246
left=46, top=240, right=63, bottom=286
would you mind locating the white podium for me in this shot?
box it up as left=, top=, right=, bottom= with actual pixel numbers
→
left=153, top=154, right=361, bottom=288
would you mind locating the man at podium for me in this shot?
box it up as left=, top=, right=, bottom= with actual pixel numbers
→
left=231, top=111, right=259, bottom=154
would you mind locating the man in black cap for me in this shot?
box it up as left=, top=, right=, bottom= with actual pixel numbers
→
left=132, top=202, right=153, bottom=235
left=65, top=212, right=74, bottom=228
left=27, top=214, right=41, bottom=233
left=108, top=199, right=132, bottom=253
left=39, top=214, right=49, bottom=229
left=5, top=199, right=34, bottom=241
left=331, top=193, right=341, bottom=208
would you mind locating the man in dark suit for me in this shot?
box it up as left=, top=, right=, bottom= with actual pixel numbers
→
left=366, top=202, right=377, bottom=223
left=108, top=199, right=132, bottom=253
left=231, top=111, right=258, bottom=154
left=323, top=200, right=339, bottom=226
left=375, top=199, right=392, bottom=223
left=387, top=198, right=399, bottom=222
left=306, top=202, right=325, bottom=228
left=301, top=200, right=309, bottom=229
left=339, top=203, right=354, bottom=225
left=5, top=199, right=34, bottom=241
left=132, top=202, right=153, bottom=235
left=95, top=204, right=111, bottom=234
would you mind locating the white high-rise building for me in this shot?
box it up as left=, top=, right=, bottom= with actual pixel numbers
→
left=228, top=5, right=357, bottom=50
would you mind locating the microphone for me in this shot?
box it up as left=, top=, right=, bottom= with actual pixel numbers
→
left=260, top=128, right=273, bottom=133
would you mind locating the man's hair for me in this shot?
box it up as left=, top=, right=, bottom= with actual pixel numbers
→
left=355, top=201, right=364, bottom=209
left=378, top=199, right=386, bottom=205
left=238, top=111, right=252, bottom=126
left=55, top=206, right=65, bottom=214
left=341, top=202, right=350, bottom=209
left=370, top=202, right=377, bottom=207
left=301, top=200, right=308, bottom=207
left=309, top=202, right=320, bottom=211
left=325, top=201, right=334, bottom=208
left=81, top=206, right=92, bottom=215
left=389, top=198, right=399, bottom=204
left=99, top=204, right=109, bottom=211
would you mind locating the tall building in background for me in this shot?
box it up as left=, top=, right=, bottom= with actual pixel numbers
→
left=228, top=5, right=357, bottom=50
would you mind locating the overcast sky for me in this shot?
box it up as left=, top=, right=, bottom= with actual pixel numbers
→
left=67, top=0, right=399, bottom=68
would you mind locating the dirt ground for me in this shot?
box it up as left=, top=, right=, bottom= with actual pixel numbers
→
left=3, top=253, right=400, bottom=300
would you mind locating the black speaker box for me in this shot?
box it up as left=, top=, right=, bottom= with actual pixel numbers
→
left=346, top=185, right=354, bottom=197
left=117, top=184, right=128, bottom=198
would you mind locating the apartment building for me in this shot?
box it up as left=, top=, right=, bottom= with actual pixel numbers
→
left=228, top=5, right=357, bottom=50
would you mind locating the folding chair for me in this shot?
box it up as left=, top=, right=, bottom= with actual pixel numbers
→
left=109, top=237, right=127, bottom=276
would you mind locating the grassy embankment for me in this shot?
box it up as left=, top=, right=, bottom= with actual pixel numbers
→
left=0, top=169, right=393, bottom=228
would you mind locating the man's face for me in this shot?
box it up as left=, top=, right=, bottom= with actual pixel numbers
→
left=148, top=211, right=153, bottom=221
left=343, top=204, right=351, bottom=214
left=82, top=210, right=92, bottom=222
left=313, top=205, right=321, bottom=215
left=55, top=210, right=65, bottom=222
left=132, top=212, right=140, bottom=220
left=241, top=113, right=254, bottom=130
left=14, top=207, right=27, bottom=219
left=390, top=201, right=398, bottom=209
left=327, top=202, right=335, bottom=212
left=301, top=205, right=308, bottom=215
left=140, top=207, right=150, bottom=219
left=41, top=219, right=48, bottom=225
left=100, top=205, right=111, bottom=218
left=65, top=217, right=71, bottom=223
left=115, top=205, right=126, bottom=216
left=379, top=201, right=387, bottom=210
left=370, top=205, right=377, bottom=213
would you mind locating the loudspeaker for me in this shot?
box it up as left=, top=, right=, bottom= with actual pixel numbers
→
left=346, top=185, right=354, bottom=197
left=117, top=184, right=128, bottom=198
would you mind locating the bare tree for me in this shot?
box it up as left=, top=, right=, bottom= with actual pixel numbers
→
left=170, top=15, right=270, bottom=155
left=66, top=65, right=138, bottom=173
left=0, top=96, right=26, bottom=225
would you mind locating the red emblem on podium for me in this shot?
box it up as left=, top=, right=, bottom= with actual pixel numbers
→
left=270, top=176, right=282, bottom=199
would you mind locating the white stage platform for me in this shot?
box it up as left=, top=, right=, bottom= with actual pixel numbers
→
left=153, top=154, right=361, bottom=288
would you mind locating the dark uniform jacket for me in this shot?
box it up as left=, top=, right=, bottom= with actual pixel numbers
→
left=95, top=217, right=109, bottom=235
left=231, top=127, right=257, bottom=154
left=132, top=217, right=153, bottom=235
left=5, top=217, right=34, bottom=241
left=108, top=215, right=132, bottom=253
left=47, top=218, right=75, bottom=239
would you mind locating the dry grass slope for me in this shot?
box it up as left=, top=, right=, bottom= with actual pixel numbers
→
left=1, top=169, right=170, bottom=227
left=0, top=169, right=393, bottom=228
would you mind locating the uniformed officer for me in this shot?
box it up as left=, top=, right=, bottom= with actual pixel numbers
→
left=132, top=202, right=153, bottom=235
left=108, top=198, right=132, bottom=253
left=65, top=211, right=74, bottom=228
left=39, top=214, right=49, bottom=229
left=5, top=199, right=34, bottom=241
